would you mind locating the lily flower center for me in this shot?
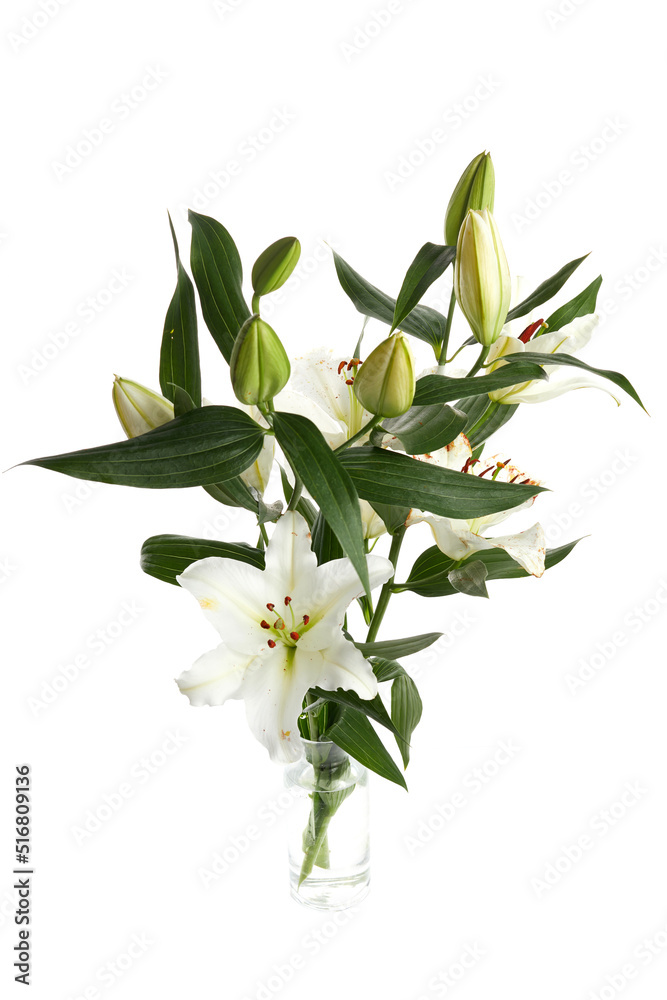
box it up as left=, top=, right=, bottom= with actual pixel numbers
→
left=259, top=596, right=314, bottom=648
left=337, top=358, right=366, bottom=437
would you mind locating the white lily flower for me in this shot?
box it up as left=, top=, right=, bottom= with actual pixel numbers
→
left=486, top=277, right=616, bottom=404
left=175, top=511, right=393, bottom=763
left=406, top=434, right=546, bottom=577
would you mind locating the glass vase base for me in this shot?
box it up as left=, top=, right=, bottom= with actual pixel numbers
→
left=289, top=867, right=370, bottom=910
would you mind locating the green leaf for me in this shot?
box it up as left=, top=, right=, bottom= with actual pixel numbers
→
left=391, top=674, right=423, bottom=767
left=506, top=254, right=589, bottom=322
left=462, top=397, right=519, bottom=447
left=543, top=275, right=602, bottom=332
left=160, top=216, right=201, bottom=407
left=371, top=657, right=407, bottom=682
left=21, top=406, right=265, bottom=488
left=502, top=350, right=645, bottom=409
left=333, top=250, right=446, bottom=350
left=338, top=447, right=547, bottom=519
left=272, top=411, right=369, bottom=595
left=397, top=539, right=582, bottom=597
left=368, top=502, right=410, bottom=535
left=354, top=632, right=442, bottom=658
left=448, top=561, right=489, bottom=598
left=392, top=243, right=456, bottom=332
left=140, top=534, right=264, bottom=586
left=204, top=477, right=259, bottom=511
left=311, top=686, right=399, bottom=737
left=188, top=210, right=250, bottom=362
left=170, top=384, right=196, bottom=418
left=311, top=510, right=344, bottom=564
left=324, top=707, right=407, bottom=789
left=382, top=403, right=467, bottom=454
left=413, top=364, right=548, bottom=406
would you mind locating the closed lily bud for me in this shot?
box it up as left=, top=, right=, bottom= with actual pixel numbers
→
left=454, top=209, right=511, bottom=347
left=230, top=315, right=291, bottom=405
left=251, top=236, right=301, bottom=297
left=112, top=376, right=174, bottom=438
left=444, top=151, right=495, bottom=245
left=353, top=333, right=415, bottom=418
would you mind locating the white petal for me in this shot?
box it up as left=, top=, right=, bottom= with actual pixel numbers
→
left=486, top=523, right=546, bottom=577
left=175, top=643, right=251, bottom=706
left=240, top=435, right=275, bottom=495
left=502, top=374, right=620, bottom=405
left=241, top=647, right=316, bottom=763
left=360, top=500, right=387, bottom=540
left=296, top=553, right=394, bottom=650
left=415, top=433, right=471, bottom=471
left=177, top=558, right=278, bottom=653
left=408, top=513, right=480, bottom=561
left=263, top=511, right=318, bottom=594
left=314, top=634, right=378, bottom=699
left=273, top=388, right=347, bottom=450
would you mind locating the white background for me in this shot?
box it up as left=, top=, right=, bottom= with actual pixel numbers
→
left=2, top=1, right=666, bottom=998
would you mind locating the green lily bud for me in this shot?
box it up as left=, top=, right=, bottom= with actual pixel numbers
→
left=444, top=151, right=495, bottom=245
left=112, top=376, right=174, bottom=438
left=251, top=237, right=301, bottom=297
left=353, top=333, right=415, bottom=418
left=453, top=209, right=511, bottom=347
left=230, top=315, right=291, bottom=405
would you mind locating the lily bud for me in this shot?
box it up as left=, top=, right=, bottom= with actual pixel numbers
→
left=230, top=315, right=291, bottom=405
left=453, top=209, right=511, bottom=347
left=353, top=333, right=415, bottom=418
left=444, top=151, right=495, bottom=245
left=251, top=237, right=301, bottom=297
left=112, top=376, right=174, bottom=438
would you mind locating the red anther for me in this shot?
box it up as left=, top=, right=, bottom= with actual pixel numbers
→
left=266, top=603, right=275, bottom=611
left=302, top=615, right=310, bottom=625
left=290, top=631, right=300, bottom=641
left=268, top=639, right=276, bottom=648
left=284, top=596, right=292, bottom=606
left=519, top=478, right=532, bottom=485
left=518, top=318, right=544, bottom=344
left=345, top=378, right=354, bottom=385
left=462, top=457, right=480, bottom=474
left=337, top=361, right=347, bottom=375
left=509, top=473, right=520, bottom=483
left=478, top=465, right=495, bottom=478
left=260, top=620, right=271, bottom=629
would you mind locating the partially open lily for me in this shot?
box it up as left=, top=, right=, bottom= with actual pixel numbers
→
left=406, top=434, right=546, bottom=577
left=487, top=278, right=612, bottom=404
left=175, top=511, right=393, bottom=763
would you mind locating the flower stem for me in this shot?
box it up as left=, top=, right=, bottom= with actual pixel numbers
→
left=334, top=414, right=383, bottom=454
left=366, top=526, right=405, bottom=642
left=466, top=345, right=490, bottom=378
left=283, top=453, right=305, bottom=512
left=437, top=288, right=457, bottom=366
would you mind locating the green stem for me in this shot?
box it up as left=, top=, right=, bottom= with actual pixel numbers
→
left=465, top=400, right=500, bottom=442
left=334, top=414, right=383, bottom=454
left=304, top=691, right=319, bottom=742
left=366, top=526, right=405, bottom=642
left=251, top=293, right=261, bottom=313
left=466, top=344, right=490, bottom=378
left=437, top=288, right=457, bottom=366
left=257, top=523, right=269, bottom=548
left=283, top=453, right=304, bottom=512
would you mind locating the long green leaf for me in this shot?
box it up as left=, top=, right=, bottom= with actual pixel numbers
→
left=324, top=707, right=407, bottom=789
left=397, top=539, right=582, bottom=597
left=311, top=686, right=399, bottom=737
left=382, top=403, right=467, bottom=455
left=272, top=411, right=370, bottom=595
left=21, top=406, right=265, bottom=488
left=392, top=243, right=456, bottom=332
left=354, top=632, right=442, bottom=658
left=391, top=674, right=423, bottom=767
left=188, top=210, right=250, bottom=362
left=543, top=275, right=602, bottom=332
left=338, top=447, right=547, bottom=519
left=462, top=397, right=519, bottom=447
left=371, top=657, right=407, bottom=682
left=140, top=534, right=264, bottom=586
left=506, top=254, right=589, bottom=322
left=333, top=250, right=446, bottom=350
left=502, top=351, right=645, bottom=409
left=413, top=364, right=548, bottom=406
left=311, top=510, right=344, bottom=564
left=204, top=477, right=259, bottom=511
left=160, top=216, right=201, bottom=406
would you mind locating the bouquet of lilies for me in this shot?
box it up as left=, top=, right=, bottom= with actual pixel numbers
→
left=19, top=152, right=643, bottom=885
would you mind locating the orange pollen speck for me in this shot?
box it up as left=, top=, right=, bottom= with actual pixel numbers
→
left=281, top=730, right=291, bottom=740
left=198, top=598, right=215, bottom=609
left=290, top=631, right=300, bottom=641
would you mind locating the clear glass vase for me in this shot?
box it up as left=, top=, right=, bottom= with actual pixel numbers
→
left=285, top=738, right=370, bottom=909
